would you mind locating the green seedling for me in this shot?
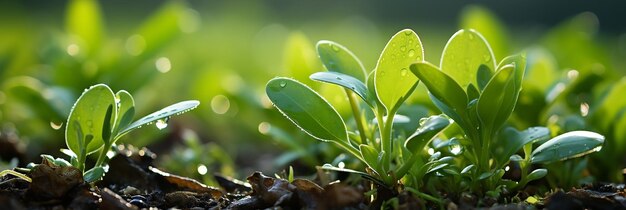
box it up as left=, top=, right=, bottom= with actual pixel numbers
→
left=1, top=84, right=199, bottom=183
left=267, top=29, right=451, bottom=193
left=410, top=29, right=605, bottom=194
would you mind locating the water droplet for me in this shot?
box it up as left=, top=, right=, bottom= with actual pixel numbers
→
left=400, top=68, right=408, bottom=76
left=450, top=144, right=463, bottom=155
left=468, top=33, right=475, bottom=40
left=380, top=71, right=386, bottom=77
left=483, top=55, right=491, bottom=62
left=197, top=164, right=208, bottom=175
left=336, top=76, right=342, bottom=80
left=330, top=44, right=340, bottom=52
left=404, top=30, right=412, bottom=36
left=279, top=81, right=287, bottom=88
left=50, top=121, right=63, bottom=130
left=408, top=49, right=415, bottom=57
left=400, top=46, right=407, bottom=52
left=392, top=43, right=397, bottom=47
left=155, top=117, right=170, bottom=130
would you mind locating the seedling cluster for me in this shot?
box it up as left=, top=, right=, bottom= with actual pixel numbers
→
left=266, top=28, right=605, bottom=200
left=1, top=84, right=199, bottom=183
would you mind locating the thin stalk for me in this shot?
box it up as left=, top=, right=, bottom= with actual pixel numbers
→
left=0, top=170, right=32, bottom=183
left=94, top=142, right=112, bottom=167
left=345, top=89, right=368, bottom=145
left=395, top=152, right=423, bottom=178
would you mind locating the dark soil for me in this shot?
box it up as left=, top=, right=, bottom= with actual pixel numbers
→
left=1, top=145, right=626, bottom=209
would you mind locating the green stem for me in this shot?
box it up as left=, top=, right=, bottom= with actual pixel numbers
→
left=94, top=142, right=112, bottom=167
left=395, top=152, right=422, bottom=179
left=345, top=89, right=368, bottom=145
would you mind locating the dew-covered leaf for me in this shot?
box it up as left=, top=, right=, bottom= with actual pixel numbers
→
left=531, top=131, right=604, bottom=164
left=66, top=84, right=116, bottom=158
left=266, top=78, right=348, bottom=144
left=441, top=29, right=496, bottom=89
left=118, top=100, right=200, bottom=136
left=375, top=29, right=423, bottom=112
left=405, top=115, right=450, bottom=154
left=310, top=71, right=373, bottom=107
left=317, top=40, right=366, bottom=81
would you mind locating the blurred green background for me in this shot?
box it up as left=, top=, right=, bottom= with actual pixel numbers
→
left=1, top=0, right=625, bottom=185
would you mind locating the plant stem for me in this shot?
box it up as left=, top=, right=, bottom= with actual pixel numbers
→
left=395, top=152, right=422, bottom=179
left=345, top=89, right=368, bottom=145
left=0, top=170, right=32, bottom=183
left=94, top=143, right=112, bottom=167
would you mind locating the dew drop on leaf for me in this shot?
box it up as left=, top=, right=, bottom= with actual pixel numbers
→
left=483, top=55, right=491, bottom=62
left=330, top=44, right=340, bottom=52
left=400, top=68, right=408, bottom=77
left=50, top=121, right=63, bottom=130
left=336, top=76, right=342, bottom=80
left=408, top=49, right=415, bottom=57
left=400, top=46, right=406, bottom=52
left=468, top=33, right=475, bottom=40
left=279, top=81, right=287, bottom=88
left=155, top=117, right=170, bottom=130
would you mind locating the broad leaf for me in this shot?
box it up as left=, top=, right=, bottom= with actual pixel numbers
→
left=405, top=115, right=450, bottom=153
left=410, top=62, right=469, bottom=128
left=118, top=100, right=200, bottom=136
left=66, top=84, right=116, bottom=157
left=441, top=29, right=496, bottom=89
left=266, top=78, right=348, bottom=144
left=375, top=29, right=423, bottom=112
left=477, top=64, right=515, bottom=135
left=310, top=71, right=374, bottom=107
left=531, top=131, right=604, bottom=164
left=317, top=40, right=366, bottom=81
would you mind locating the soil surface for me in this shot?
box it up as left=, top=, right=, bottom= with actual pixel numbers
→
left=2, top=146, right=626, bottom=209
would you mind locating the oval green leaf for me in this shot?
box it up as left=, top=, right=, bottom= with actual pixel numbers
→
left=500, top=127, right=550, bottom=163
left=375, top=29, right=423, bottom=112
left=66, top=84, right=116, bottom=157
left=317, top=40, right=366, bottom=81
left=266, top=77, right=348, bottom=144
left=531, top=131, right=605, bottom=164
left=405, top=115, right=450, bottom=154
left=310, top=71, right=373, bottom=107
left=441, top=29, right=496, bottom=89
